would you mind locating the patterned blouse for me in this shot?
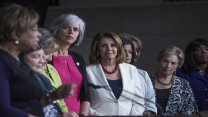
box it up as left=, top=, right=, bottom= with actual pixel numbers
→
left=152, top=75, right=198, bottom=116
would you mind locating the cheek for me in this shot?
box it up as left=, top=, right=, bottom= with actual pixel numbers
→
left=128, top=53, right=132, bottom=57
left=74, top=32, right=79, bottom=38
left=172, top=65, right=178, bottom=71
left=159, top=62, right=165, bottom=68
left=25, top=58, right=36, bottom=68
left=57, top=30, right=66, bottom=38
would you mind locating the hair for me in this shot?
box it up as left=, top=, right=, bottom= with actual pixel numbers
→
left=119, top=36, right=136, bottom=64
left=182, top=38, right=208, bottom=72
left=49, top=14, right=85, bottom=47
left=0, top=3, right=39, bottom=43
left=89, top=32, right=125, bottom=64
left=38, top=28, right=58, bottom=52
left=119, top=33, right=143, bottom=51
left=157, top=46, right=184, bottom=67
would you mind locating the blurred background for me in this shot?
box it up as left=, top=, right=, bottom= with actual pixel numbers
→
left=1, top=0, right=208, bottom=74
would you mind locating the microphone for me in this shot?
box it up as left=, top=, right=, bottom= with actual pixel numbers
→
left=88, top=83, right=109, bottom=89
left=88, top=83, right=165, bottom=117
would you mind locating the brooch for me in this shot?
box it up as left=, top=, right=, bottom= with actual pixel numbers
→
left=76, top=62, right=80, bottom=66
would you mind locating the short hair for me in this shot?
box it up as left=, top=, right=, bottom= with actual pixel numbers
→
left=119, top=33, right=143, bottom=51
left=119, top=36, right=136, bottom=64
left=157, top=46, right=184, bottom=67
left=38, top=28, right=58, bottom=52
left=89, top=32, right=125, bottom=64
left=0, top=3, right=39, bottom=43
left=182, top=38, right=208, bottom=72
left=49, top=14, right=85, bottom=47
left=22, top=28, right=58, bottom=56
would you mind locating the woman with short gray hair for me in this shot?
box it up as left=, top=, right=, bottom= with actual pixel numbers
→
left=49, top=14, right=85, bottom=47
left=49, top=14, right=90, bottom=117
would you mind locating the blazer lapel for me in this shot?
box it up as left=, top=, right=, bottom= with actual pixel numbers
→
left=119, top=64, right=127, bottom=92
left=93, top=64, right=118, bottom=99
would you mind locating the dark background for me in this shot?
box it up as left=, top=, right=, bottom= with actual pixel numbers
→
left=1, top=0, right=208, bottom=74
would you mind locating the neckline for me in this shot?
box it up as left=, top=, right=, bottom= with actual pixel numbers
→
left=156, top=77, right=173, bottom=85
left=58, top=48, right=68, bottom=56
left=101, top=64, right=118, bottom=74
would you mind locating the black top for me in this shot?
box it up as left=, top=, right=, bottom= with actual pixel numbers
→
left=0, top=49, right=45, bottom=117
left=107, top=79, right=123, bottom=99
left=155, top=88, right=171, bottom=115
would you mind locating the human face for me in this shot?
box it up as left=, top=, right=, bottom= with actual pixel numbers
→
left=19, top=25, right=41, bottom=51
left=57, top=23, right=79, bottom=46
left=123, top=44, right=133, bottom=64
left=98, top=37, right=118, bottom=61
left=132, top=41, right=141, bottom=60
left=44, top=48, right=55, bottom=62
left=158, top=54, right=179, bottom=77
left=193, top=45, right=208, bottom=64
left=24, top=49, right=46, bottom=73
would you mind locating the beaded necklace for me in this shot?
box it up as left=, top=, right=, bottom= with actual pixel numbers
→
left=101, top=64, right=118, bottom=74
left=156, top=77, right=173, bottom=85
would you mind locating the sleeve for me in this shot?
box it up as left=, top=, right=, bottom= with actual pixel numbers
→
left=130, top=67, right=145, bottom=115
left=181, top=80, right=198, bottom=115
left=0, top=61, right=28, bottom=117
left=89, top=108, right=103, bottom=116
left=71, top=52, right=91, bottom=102
left=139, top=70, right=157, bottom=113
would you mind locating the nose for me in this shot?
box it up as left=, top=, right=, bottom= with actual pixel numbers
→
left=201, top=48, right=208, bottom=54
left=68, top=27, right=73, bottom=33
left=106, top=44, right=111, bottom=50
left=167, top=62, right=172, bottom=67
left=125, top=51, right=130, bottom=57
left=40, top=56, right=46, bottom=65
left=38, top=30, right=41, bottom=36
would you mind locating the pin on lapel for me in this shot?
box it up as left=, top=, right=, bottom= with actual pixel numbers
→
left=76, top=62, right=80, bottom=66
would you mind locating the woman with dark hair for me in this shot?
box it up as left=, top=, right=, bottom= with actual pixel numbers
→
left=119, top=35, right=157, bottom=115
left=0, top=3, right=43, bottom=117
left=119, top=36, right=136, bottom=64
left=176, top=38, right=208, bottom=111
left=119, top=33, right=143, bottom=63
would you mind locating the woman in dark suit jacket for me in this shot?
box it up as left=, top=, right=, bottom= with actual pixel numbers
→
left=0, top=4, right=44, bottom=117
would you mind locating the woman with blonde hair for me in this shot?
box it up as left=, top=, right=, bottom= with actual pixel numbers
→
left=151, top=46, right=198, bottom=116
left=86, top=32, right=145, bottom=115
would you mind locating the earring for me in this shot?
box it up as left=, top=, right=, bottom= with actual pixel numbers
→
left=14, top=40, right=19, bottom=45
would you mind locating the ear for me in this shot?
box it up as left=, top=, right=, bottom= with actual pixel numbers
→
left=11, top=30, right=20, bottom=41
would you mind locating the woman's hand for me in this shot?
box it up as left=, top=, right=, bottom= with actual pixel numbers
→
left=41, top=84, right=75, bottom=106
left=28, top=114, right=39, bottom=117
left=51, top=84, right=75, bottom=100
left=56, top=84, right=75, bottom=98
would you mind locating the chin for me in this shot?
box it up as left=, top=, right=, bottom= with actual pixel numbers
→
left=125, top=60, right=131, bottom=64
